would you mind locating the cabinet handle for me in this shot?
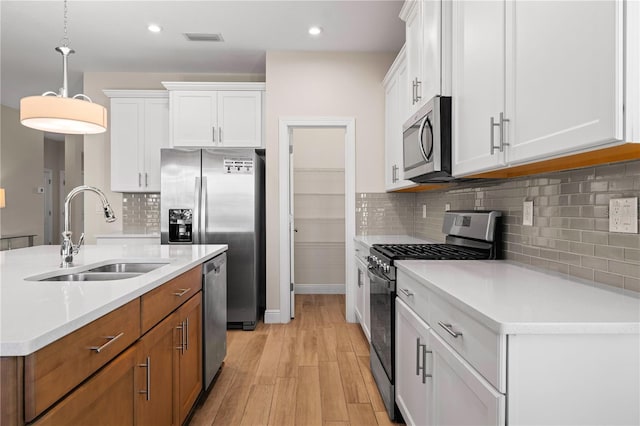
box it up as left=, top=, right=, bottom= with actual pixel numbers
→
left=138, top=356, right=150, bottom=401
left=422, top=345, right=432, bottom=383
left=490, top=117, right=501, bottom=155
left=399, top=288, right=413, bottom=297
left=212, top=126, right=216, bottom=143
left=438, top=321, right=463, bottom=338
left=138, top=172, right=142, bottom=187
left=416, top=337, right=423, bottom=376
left=145, top=172, right=148, bottom=187
left=173, top=288, right=191, bottom=297
left=411, top=79, right=417, bottom=105
left=219, top=127, right=223, bottom=144
left=499, top=112, right=510, bottom=152
left=89, top=332, right=124, bottom=353
left=184, top=316, right=189, bottom=351
left=415, top=79, right=422, bottom=103
left=176, top=322, right=185, bottom=354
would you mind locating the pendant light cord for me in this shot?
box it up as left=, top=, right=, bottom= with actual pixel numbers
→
left=61, top=0, right=69, bottom=47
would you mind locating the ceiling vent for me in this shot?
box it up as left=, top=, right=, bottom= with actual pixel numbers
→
left=184, top=33, right=224, bottom=42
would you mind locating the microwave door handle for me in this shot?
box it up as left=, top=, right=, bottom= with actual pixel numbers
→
left=417, top=116, right=430, bottom=162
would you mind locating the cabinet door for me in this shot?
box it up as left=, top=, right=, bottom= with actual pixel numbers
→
left=176, top=292, right=203, bottom=424
left=505, top=1, right=623, bottom=164
left=110, top=98, right=144, bottom=192
left=451, top=0, right=506, bottom=176
left=405, top=0, right=424, bottom=114
left=396, top=298, right=432, bottom=426
left=136, top=313, right=177, bottom=426
left=33, top=346, right=136, bottom=426
left=217, top=91, right=262, bottom=147
left=171, top=91, right=217, bottom=147
left=421, top=0, right=442, bottom=102
left=429, top=329, right=505, bottom=426
left=143, top=98, right=170, bottom=192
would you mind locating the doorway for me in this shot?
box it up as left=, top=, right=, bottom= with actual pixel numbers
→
left=278, top=118, right=356, bottom=324
left=43, top=169, right=53, bottom=245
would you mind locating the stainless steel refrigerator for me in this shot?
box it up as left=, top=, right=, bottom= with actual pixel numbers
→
left=160, top=148, right=265, bottom=332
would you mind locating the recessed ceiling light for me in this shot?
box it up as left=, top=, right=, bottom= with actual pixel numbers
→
left=308, top=26, right=323, bottom=36
left=148, top=24, right=162, bottom=33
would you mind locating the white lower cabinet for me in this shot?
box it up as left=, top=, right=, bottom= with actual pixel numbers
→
left=429, top=329, right=505, bottom=426
left=354, top=243, right=370, bottom=341
left=396, top=298, right=432, bottom=426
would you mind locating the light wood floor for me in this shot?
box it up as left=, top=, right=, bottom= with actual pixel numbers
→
left=189, top=294, right=403, bottom=426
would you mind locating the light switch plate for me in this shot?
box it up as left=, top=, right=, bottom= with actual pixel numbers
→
left=523, top=201, right=534, bottom=226
left=445, top=203, right=451, bottom=211
left=422, top=204, right=427, bottom=218
left=609, top=197, right=638, bottom=233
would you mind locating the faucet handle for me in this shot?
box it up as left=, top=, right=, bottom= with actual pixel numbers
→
left=74, top=233, right=85, bottom=254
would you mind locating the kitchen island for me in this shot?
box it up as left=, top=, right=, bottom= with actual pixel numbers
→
left=0, top=244, right=227, bottom=425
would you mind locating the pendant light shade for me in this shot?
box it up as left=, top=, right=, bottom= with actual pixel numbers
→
left=19, top=1, right=107, bottom=135
left=20, top=95, right=107, bottom=134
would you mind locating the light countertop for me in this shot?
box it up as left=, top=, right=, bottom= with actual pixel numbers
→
left=397, top=260, right=640, bottom=335
left=95, top=233, right=160, bottom=239
left=0, top=244, right=227, bottom=356
left=354, top=234, right=435, bottom=250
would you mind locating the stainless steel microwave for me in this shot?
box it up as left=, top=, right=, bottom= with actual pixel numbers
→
left=402, top=96, right=452, bottom=183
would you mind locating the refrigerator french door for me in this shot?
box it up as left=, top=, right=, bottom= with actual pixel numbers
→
left=161, top=148, right=265, bottom=331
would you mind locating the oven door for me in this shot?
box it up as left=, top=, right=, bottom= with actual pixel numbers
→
left=368, top=266, right=395, bottom=384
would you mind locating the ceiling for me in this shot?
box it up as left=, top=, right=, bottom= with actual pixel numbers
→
left=1, top=0, right=405, bottom=109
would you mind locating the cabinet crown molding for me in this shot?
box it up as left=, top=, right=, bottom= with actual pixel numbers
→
left=103, top=89, right=168, bottom=98
left=383, top=44, right=407, bottom=87
left=399, top=0, right=418, bottom=21
left=161, top=81, right=266, bottom=91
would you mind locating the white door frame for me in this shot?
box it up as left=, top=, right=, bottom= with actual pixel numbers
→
left=278, top=117, right=356, bottom=324
left=43, top=169, right=53, bottom=245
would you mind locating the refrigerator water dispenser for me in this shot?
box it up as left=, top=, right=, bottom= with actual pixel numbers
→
left=169, top=209, right=193, bottom=243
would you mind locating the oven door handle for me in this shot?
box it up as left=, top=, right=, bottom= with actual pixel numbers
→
left=367, top=268, right=392, bottom=291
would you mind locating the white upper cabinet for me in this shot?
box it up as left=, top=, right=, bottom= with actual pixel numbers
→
left=384, top=47, right=417, bottom=192
left=452, top=1, right=625, bottom=177
left=163, top=82, right=265, bottom=148
left=105, top=91, right=169, bottom=193
left=401, top=0, right=450, bottom=118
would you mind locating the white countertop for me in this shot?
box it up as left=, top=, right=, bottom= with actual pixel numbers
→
left=0, top=244, right=227, bottom=356
left=95, top=233, right=160, bottom=239
left=397, top=260, right=640, bottom=335
left=354, top=234, right=435, bottom=249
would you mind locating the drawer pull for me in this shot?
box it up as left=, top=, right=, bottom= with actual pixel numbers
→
left=89, top=332, right=124, bottom=353
left=399, top=288, right=414, bottom=297
left=138, top=356, right=151, bottom=401
left=438, top=321, right=463, bottom=338
left=173, top=288, right=191, bottom=297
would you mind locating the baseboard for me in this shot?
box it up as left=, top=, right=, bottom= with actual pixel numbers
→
left=295, top=284, right=345, bottom=294
left=263, top=309, right=281, bottom=324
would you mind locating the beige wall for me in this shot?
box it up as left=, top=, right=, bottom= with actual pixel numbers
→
left=82, top=72, right=264, bottom=242
left=0, top=105, right=45, bottom=247
left=265, top=51, right=395, bottom=311
left=44, top=137, right=65, bottom=243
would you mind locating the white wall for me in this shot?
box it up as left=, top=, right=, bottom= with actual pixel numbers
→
left=43, top=137, right=65, bottom=243
left=82, top=72, right=264, bottom=242
left=265, top=51, right=394, bottom=311
left=0, top=105, right=45, bottom=247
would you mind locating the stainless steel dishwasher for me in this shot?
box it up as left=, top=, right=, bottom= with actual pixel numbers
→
left=203, top=252, right=227, bottom=390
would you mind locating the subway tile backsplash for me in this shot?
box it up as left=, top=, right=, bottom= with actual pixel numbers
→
left=357, top=159, right=640, bottom=293
left=122, top=193, right=160, bottom=234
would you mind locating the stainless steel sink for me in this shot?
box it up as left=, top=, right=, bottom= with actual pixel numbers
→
left=88, top=262, right=168, bottom=273
left=40, top=272, right=142, bottom=281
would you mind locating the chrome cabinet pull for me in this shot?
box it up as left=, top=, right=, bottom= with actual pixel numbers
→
left=490, top=116, right=501, bottom=155
left=89, top=332, right=124, bottom=353
left=499, top=112, right=509, bottom=152
left=422, top=345, right=432, bottom=383
left=138, top=356, right=150, bottom=401
left=138, top=172, right=142, bottom=187
left=212, top=126, right=216, bottom=143
left=184, top=317, right=189, bottom=351
left=411, top=79, right=416, bottom=104
left=219, top=127, right=223, bottom=144
left=399, top=288, right=414, bottom=297
left=145, top=172, right=148, bottom=187
left=176, top=322, right=185, bottom=354
left=415, top=79, right=422, bottom=103
left=416, top=337, right=423, bottom=376
left=438, top=321, right=463, bottom=338
left=173, top=288, right=191, bottom=297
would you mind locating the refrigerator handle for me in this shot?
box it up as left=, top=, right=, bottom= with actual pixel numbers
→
left=193, top=177, right=201, bottom=244
left=200, top=176, right=208, bottom=243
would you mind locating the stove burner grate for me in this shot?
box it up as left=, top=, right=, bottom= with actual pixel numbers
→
left=374, top=244, right=490, bottom=260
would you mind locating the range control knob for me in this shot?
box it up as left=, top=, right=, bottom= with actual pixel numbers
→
left=384, top=264, right=390, bottom=273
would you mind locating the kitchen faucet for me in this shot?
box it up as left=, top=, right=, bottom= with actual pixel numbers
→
left=61, top=185, right=116, bottom=267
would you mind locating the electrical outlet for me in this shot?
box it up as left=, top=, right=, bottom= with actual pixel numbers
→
left=523, top=201, right=534, bottom=226
left=422, top=204, right=427, bottom=218
left=445, top=203, right=451, bottom=211
left=609, top=197, right=638, bottom=233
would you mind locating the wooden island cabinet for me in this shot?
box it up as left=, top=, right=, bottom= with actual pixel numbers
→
left=0, top=266, right=204, bottom=426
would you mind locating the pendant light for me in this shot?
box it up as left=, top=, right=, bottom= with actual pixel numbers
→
left=20, top=0, right=107, bottom=134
